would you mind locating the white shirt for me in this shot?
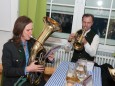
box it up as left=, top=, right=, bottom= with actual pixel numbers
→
left=84, top=29, right=99, bottom=57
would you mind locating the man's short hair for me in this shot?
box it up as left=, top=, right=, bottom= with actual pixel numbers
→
left=82, top=13, right=94, bottom=22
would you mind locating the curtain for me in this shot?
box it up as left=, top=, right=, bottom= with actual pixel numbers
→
left=19, top=0, right=46, bottom=38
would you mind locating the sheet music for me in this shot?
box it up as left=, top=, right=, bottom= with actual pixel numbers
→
left=44, top=45, right=61, bottom=59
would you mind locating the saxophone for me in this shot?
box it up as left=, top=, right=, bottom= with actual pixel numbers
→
left=27, top=17, right=61, bottom=85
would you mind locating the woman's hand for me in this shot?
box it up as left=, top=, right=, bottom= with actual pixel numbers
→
left=48, top=53, right=54, bottom=61
left=26, top=61, right=45, bottom=73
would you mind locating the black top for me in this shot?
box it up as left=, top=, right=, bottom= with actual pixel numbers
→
left=2, top=38, right=46, bottom=86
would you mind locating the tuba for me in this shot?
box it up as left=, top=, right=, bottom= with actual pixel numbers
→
left=73, top=29, right=86, bottom=51
left=108, top=67, right=115, bottom=81
left=27, top=17, right=61, bottom=85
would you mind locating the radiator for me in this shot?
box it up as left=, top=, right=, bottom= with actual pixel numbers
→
left=44, top=46, right=115, bottom=68
left=44, top=46, right=73, bottom=68
left=95, top=51, right=115, bottom=68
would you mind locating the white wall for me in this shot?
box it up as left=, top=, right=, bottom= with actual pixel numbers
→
left=0, top=0, right=19, bottom=63
left=0, top=31, right=12, bottom=63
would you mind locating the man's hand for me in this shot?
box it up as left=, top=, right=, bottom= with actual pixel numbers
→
left=82, top=37, right=87, bottom=45
left=68, top=33, right=75, bottom=42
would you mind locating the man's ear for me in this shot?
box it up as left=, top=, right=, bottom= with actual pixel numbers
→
left=92, top=22, right=94, bottom=26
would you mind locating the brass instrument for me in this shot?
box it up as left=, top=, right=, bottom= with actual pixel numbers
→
left=73, top=29, right=86, bottom=51
left=27, top=17, right=61, bottom=85
left=108, top=67, right=115, bottom=81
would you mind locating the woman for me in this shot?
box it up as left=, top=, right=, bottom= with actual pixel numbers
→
left=2, top=16, right=54, bottom=86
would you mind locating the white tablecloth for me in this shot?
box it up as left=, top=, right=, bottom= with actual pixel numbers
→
left=45, top=61, right=102, bottom=86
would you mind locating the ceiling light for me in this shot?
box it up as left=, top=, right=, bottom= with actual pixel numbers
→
left=97, top=0, right=103, bottom=6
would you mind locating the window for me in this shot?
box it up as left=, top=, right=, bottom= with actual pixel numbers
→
left=46, top=12, right=73, bottom=33
left=47, top=0, right=115, bottom=45
left=85, top=0, right=115, bottom=45
left=46, top=0, right=75, bottom=36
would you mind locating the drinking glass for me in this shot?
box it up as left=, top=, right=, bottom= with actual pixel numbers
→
left=66, top=63, right=80, bottom=85
left=64, top=42, right=72, bottom=52
left=75, top=60, right=88, bottom=82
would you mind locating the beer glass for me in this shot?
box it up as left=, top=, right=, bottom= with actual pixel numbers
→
left=64, top=42, right=72, bottom=52
left=66, top=63, right=80, bottom=84
left=76, top=60, right=87, bottom=82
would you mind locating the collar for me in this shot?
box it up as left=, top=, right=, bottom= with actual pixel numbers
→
left=22, top=41, right=27, bottom=47
left=84, top=29, right=91, bottom=36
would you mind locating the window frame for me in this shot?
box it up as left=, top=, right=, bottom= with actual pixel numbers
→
left=47, top=0, right=115, bottom=45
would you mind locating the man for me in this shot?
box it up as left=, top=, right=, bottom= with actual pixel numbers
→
left=68, top=13, right=115, bottom=86
left=68, top=13, right=99, bottom=62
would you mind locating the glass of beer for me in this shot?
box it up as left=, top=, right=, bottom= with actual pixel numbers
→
left=66, top=63, right=80, bottom=85
left=76, top=60, right=88, bottom=82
